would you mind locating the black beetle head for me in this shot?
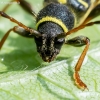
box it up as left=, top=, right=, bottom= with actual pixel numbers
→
left=34, top=33, right=65, bottom=62
left=34, top=21, right=66, bottom=62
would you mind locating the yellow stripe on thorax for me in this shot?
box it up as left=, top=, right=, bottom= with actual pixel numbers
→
left=78, top=0, right=88, bottom=8
left=36, top=16, right=68, bottom=33
left=58, top=0, right=66, bottom=4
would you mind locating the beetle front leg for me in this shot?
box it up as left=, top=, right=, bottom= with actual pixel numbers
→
left=0, top=26, right=40, bottom=50
left=1, top=0, right=37, bottom=18
left=0, top=11, right=41, bottom=36
left=65, top=36, right=90, bottom=90
left=17, top=0, right=37, bottom=17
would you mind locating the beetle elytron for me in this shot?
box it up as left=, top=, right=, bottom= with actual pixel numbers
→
left=0, top=0, right=100, bottom=90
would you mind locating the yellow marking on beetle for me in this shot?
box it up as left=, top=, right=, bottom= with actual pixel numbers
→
left=36, top=16, right=68, bottom=33
left=78, top=0, right=88, bottom=8
left=58, top=0, right=66, bottom=4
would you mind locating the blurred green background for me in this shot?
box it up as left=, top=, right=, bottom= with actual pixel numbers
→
left=0, top=0, right=100, bottom=100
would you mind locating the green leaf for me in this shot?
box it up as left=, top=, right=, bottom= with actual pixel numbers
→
left=0, top=0, right=100, bottom=100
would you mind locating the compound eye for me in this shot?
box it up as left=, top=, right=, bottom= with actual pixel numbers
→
left=56, top=38, right=65, bottom=43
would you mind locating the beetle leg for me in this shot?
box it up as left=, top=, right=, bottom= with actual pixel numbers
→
left=0, top=0, right=16, bottom=12
left=0, top=27, right=14, bottom=50
left=17, top=0, right=37, bottom=17
left=65, top=36, right=90, bottom=90
left=0, top=11, right=41, bottom=37
left=1, top=0, right=37, bottom=18
left=67, top=21, right=100, bottom=35
left=0, top=25, right=40, bottom=50
left=13, top=26, right=34, bottom=38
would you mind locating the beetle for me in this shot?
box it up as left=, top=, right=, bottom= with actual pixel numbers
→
left=0, top=0, right=100, bottom=90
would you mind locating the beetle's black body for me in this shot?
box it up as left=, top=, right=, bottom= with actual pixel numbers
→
left=35, top=3, right=75, bottom=62
left=0, top=0, right=100, bottom=89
